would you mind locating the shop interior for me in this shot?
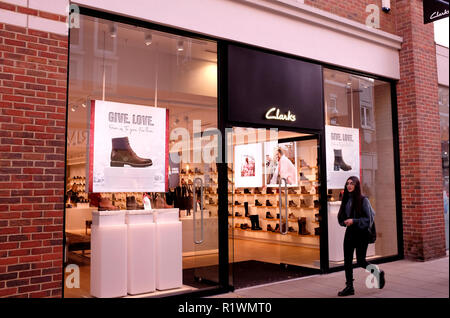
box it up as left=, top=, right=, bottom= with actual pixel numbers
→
left=224, top=128, right=321, bottom=288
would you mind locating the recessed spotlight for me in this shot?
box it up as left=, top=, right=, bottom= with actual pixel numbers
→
left=145, top=33, right=152, bottom=46
left=109, top=24, right=117, bottom=38
left=177, top=40, right=184, bottom=52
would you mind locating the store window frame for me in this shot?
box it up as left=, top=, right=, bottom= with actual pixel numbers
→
left=63, top=7, right=404, bottom=297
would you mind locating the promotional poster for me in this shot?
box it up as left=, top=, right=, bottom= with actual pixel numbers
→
left=325, top=125, right=360, bottom=189
left=88, top=100, right=168, bottom=193
left=264, top=141, right=298, bottom=187
left=234, top=143, right=263, bottom=188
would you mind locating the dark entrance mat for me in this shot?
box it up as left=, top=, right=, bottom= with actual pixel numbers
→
left=184, top=260, right=320, bottom=290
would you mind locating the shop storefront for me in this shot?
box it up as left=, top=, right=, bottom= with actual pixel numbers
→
left=62, top=7, right=402, bottom=298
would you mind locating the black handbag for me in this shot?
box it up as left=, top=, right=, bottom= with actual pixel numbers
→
left=367, top=201, right=377, bottom=244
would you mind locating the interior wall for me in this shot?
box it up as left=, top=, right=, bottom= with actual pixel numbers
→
left=374, top=83, right=398, bottom=257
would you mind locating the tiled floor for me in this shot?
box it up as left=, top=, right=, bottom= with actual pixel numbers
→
left=209, top=256, right=449, bottom=298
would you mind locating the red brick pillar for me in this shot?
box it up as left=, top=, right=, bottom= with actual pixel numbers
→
left=0, top=4, right=67, bottom=297
left=395, top=0, right=446, bottom=260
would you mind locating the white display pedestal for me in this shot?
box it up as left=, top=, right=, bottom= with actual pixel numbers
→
left=90, top=211, right=127, bottom=298
left=328, top=202, right=375, bottom=263
left=126, top=210, right=156, bottom=295
left=153, top=208, right=182, bottom=290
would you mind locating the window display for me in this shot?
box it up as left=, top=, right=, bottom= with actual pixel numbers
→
left=324, top=68, right=398, bottom=266
left=64, top=14, right=218, bottom=298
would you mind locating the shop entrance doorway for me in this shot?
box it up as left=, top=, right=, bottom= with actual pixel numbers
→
left=228, top=128, right=322, bottom=288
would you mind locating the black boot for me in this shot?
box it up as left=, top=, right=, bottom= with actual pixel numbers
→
left=250, top=215, right=256, bottom=230
left=338, top=283, right=355, bottom=296
left=266, top=199, right=273, bottom=207
left=333, top=149, right=352, bottom=171
left=244, top=202, right=249, bottom=217
left=250, top=215, right=262, bottom=230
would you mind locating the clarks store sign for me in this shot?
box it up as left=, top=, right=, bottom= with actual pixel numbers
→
left=423, top=0, right=449, bottom=24
left=265, top=107, right=296, bottom=122
left=228, top=45, right=323, bottom=130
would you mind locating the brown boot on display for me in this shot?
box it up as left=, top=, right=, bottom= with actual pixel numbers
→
left=300, top=199, right=307, bottom=208
left=126, top=196, right=137, bottom=210
left=333, top=149, right=352, bottom=171
left=274, top=223, right=280, bottom=233
left=266, top=211, right=274, bottom=219
left=301, top=186, right=309, bottom=194
left=110, top=137, right=153, bottom=168
left=98, top=198, right=119, bottom=211
left=298, top=217, right=310, bottom=235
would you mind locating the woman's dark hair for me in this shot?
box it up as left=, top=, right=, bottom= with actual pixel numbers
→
left=338, top=176, right=364, bottom=220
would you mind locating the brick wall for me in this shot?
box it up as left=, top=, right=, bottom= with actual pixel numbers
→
left=395, top=0, right=446, bottom=260
left=0, top=2, right=67, bottom=297
left=305, top=0, right=397, bottom=34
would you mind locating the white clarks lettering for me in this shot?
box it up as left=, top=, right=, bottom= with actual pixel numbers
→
left=265, top=107, right=296, bottom=122
left=430, top=9, right=449, bottom=20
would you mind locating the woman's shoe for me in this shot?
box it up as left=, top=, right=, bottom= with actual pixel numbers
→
left=337, top=285, right=355, bottom=297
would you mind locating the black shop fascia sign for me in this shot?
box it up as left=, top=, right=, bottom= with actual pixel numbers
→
left=423, top=0, right=449, bottom=24
left=227, top=45, right=323, bottom=131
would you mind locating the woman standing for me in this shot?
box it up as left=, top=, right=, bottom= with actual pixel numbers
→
left=337, top=176, right=385, bottom=296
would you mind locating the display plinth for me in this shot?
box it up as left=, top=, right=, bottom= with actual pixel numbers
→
left=126, top=210, right=156, bottom=295
left=90, top=211, right=127, bottom=298
left=328, top=202, right=375, bottom=262
left=101, top=167, right=164, bottom=193
left=153, top=209, right=182, bottom=290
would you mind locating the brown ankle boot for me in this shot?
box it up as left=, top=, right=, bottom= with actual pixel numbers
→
left=110, top=137, right=153, bottom=168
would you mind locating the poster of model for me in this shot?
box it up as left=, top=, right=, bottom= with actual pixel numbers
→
left=325, top=125, right=360, bottom=189
left=88, top=100, right=168, bottom=193
left=234, top=143, right=263, bottom=188
left=264, top=141, right=298, bottom=187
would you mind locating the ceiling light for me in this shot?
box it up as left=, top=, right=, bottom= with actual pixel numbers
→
left=81, top=103, right=86, bottom=108
left=177, top=40, right=184, bottom=52
left=109, top=24, right=117, bottom=38
left=145, top=33, right=152, bottom=46
left=71, top=106, right=76, bottom=112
